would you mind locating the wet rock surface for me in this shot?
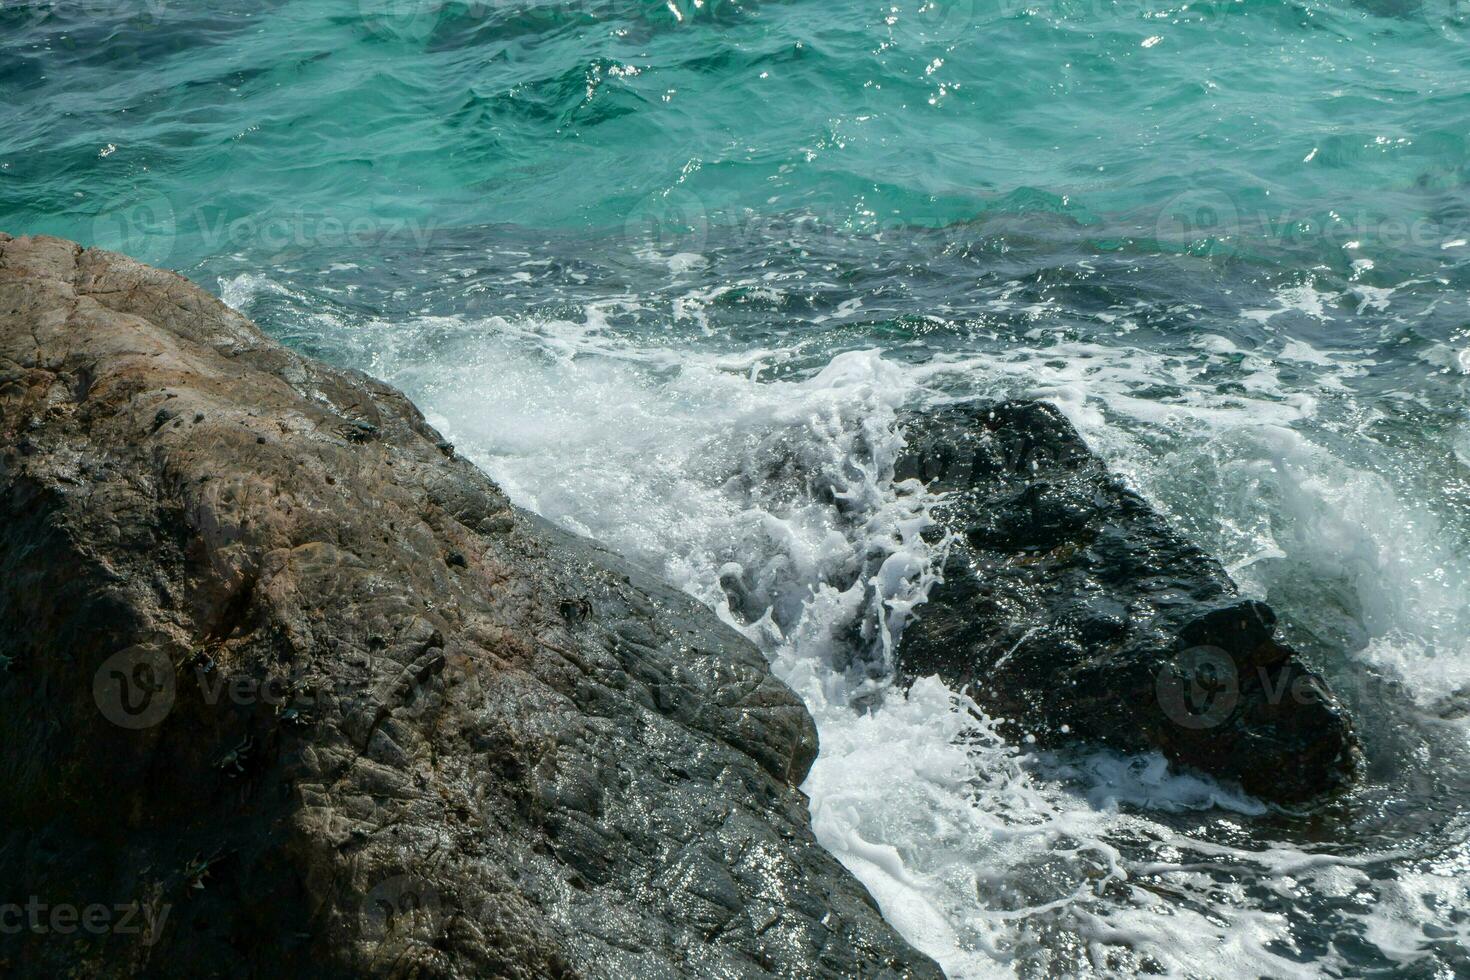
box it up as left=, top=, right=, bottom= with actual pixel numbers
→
left=895, top=400, right=1359, bottom=804
left=0, top=235, right=942, bottom=979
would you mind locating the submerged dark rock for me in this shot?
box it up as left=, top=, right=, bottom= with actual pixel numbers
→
left=895, top=400, right=1359, bottom=804
left=0, top=235, right=942, bottom=979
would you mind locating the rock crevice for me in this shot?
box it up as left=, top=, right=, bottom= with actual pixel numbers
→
left=0, top=234, right=941, bottom=979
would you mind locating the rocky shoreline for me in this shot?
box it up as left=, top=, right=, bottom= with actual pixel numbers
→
left=0, top=235, right=1357, bottom=977
left=0, top=235, right=942, bottom=978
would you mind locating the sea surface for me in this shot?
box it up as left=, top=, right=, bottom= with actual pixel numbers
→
left=5, top=1, right=1470, bottom=975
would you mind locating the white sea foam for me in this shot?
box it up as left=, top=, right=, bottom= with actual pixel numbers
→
left=221, top=276, right=1470, bottom=978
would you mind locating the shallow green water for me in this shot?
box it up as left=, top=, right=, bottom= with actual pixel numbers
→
left=7, top=0, right=1470, bottom=275
left=5, top=1, right=1470, bottom=976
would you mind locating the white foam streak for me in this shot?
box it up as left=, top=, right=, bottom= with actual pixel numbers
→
left=220, top=278, right=1470, bottom=978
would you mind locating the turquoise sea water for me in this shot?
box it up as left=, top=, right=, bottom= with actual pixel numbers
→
left=6, top=2, right=1470, bottom=976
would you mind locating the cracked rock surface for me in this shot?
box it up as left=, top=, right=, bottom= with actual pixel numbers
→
left=0, top=234, right=942, bottom=979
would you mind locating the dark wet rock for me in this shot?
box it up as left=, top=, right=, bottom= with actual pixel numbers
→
left=894, top=400, right=1359, bottom=804
left=0, top=234, right=942, bottom=979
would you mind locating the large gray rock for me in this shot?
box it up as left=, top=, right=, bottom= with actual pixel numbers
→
left=0, top=234, right=942, bottom=979
left=895, top=400, right=1359, bottom=804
